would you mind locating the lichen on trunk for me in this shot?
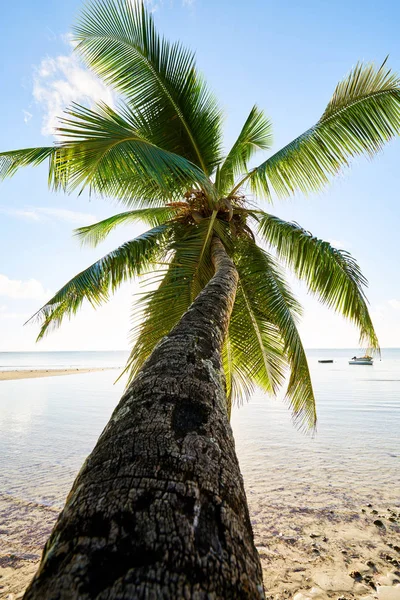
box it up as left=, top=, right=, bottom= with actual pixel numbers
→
left=24, top=237, right=265, bottom=599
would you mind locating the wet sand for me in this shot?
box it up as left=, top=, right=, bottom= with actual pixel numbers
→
left=0, top=368, right=117, bottom=381
left=1, top=491, right=399, bottom=599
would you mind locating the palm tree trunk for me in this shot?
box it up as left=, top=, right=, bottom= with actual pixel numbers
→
left=23, top=237, right=265, bottom=600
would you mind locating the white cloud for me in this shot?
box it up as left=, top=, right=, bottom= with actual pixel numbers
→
left=23, top=109, right=33, bottom=124
left=0, top=208, right=41, bottom=221
left=0, top=207, right=97, bottom=225
left=327, top=239, right=351, bottom=250
left=32, top=7, right=194, bottom=138
left=0, top=274, right=51, bottom=300
left=33, top=46, right=113, bottom=136
left=35, top=207, right=97, bottom=225
left=60, top=32, right=78, bottom=49
left=388, top=299, right=400, bottom=310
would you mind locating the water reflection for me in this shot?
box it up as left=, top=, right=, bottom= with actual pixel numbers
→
left=0, top=351, right=398, bottom=509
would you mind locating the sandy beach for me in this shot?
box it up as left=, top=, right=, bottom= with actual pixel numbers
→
left=0, top=368, right=118, bottom=382
left=251, top=495, right=400, bottom=600
left=1, top=491, right=399, bottom=599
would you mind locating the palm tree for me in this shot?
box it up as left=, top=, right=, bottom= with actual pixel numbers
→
left=2, top=1, right=400, bottom=597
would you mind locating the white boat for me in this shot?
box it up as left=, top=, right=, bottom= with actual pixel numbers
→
left=349, top=355, right=373, bottom=365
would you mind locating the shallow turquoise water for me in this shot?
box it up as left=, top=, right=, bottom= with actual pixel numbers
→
left=0, top=350, right=399, bottom=509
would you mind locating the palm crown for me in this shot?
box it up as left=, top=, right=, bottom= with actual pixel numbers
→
left=2, top=0, right=400, bottom=430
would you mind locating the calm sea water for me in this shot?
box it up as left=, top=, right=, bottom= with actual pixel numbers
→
left=0, top=349, right=399, bottom=510
left=0, top=351, right=128, bottom=371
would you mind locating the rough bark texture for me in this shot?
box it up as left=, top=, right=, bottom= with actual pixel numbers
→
left=24, top=237, right=265, bottom=600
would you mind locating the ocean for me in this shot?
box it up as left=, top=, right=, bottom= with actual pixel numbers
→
left=0, top=349, right=399, bottom=508
left=0, top=350, right=127, bottom=371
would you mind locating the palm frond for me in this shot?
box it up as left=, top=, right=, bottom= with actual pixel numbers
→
left=0, top=102, right=212, bottom=205
left=234, top=239, right=316, bottom=430
left=189, top=211, right=218, bottom=301
left=237, top=60, right=400, bottom=199
left=52, top=102, right=212, bottom=204
left=0, top=147, right=57, bottom=182
left=222, top=332, right=234, bottom=417
left=218, top=106, right=272, bottom=194
left=228, top=245, right=288, bottom=403
left=73, top=0, right=223, bottom=173
left=257, top=212, right=379, bottom=349
left=75, top=206, right=177, bottom=247
left=123, top=262, right=192, bottom=385
left=123, top=219, right=220, bottom=383
left=29, top=224, right=170, bottom=340
left=222, top=332, right=256, bottom=419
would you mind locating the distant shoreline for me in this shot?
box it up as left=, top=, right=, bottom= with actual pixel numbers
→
left=0, top=367, right=119, bottom=381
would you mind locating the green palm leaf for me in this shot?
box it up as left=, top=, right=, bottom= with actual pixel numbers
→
left=227, top=239, right=288, bottom=403
left=123, top=220, right=219, bottom=383
left=218, top=106, right=272, bottom=194
left=75, top=206, right=178, bottom=247
left=228, top=277, right=286, bottom=393
left=123, top=261, right=192, bottom=385
left=53, top=102, right=212, bottom=203
left=189, top=211, right=218, bottom=301
left=222, top=332, right=234, bottom=415
left=257, top=212, right=379, bottom=349
left=0, top=102, right=212, bottom=205
left=222, top=331, right=256, bottom=419
left=234, top=239, right=316, bottom=429
left=29, top=224, right=170, bottom=340
left=0, top=147, right=57, bottom=182
left=235, top=60, right=400, bottom=199
left=74, top=0, right=223, bottom=173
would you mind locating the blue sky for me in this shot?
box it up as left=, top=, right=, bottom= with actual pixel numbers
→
left=1, top=0, right=400, bottom=351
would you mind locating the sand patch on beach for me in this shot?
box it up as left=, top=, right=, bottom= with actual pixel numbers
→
left=0, top=494, right=57, bottom=599
left=1, top=489, right=399, bottom=599
left=0, top=368, right=117, bottom=382
left=250, top=492, right=400, bottom=600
